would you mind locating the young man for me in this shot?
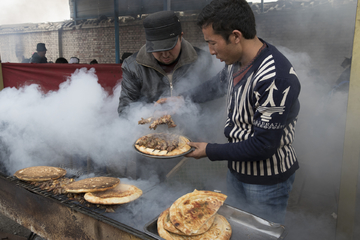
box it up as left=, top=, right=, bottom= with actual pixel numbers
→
left=186, top=0, right=301, bottom=224
left=30, top=43, right=48, bottom=63
left=117, top=10, right=214, bottom=116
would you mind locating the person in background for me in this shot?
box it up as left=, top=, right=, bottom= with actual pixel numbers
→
left=119, top=52, right=132, bottom=63
left=69, top=57, right=80, bottom=64
left=29, top=43, right=48, bottom=63
left=55, top=57, right=68, bottom=63
left=117, top=10, right=215, bottom=115
left=90, top=59, right=98, bottom=64
left=185, top=0, right=301, bottom=224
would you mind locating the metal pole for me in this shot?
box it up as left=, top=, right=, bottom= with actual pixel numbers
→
left=163, top=0, right=171, bottom=11
left=58, top=28, right=63, bottom=58
left=261, top=0, right=264, bottom=13
left=114, top=0, right=120, bottom=64
left=73, top=0, right=78, bottom=25
left=336, top=0, right=360, bottom=239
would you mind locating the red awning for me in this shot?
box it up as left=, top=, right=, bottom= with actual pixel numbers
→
left=1, top=63, right=123, bottom=94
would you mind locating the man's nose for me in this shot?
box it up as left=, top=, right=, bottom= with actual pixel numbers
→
left=162, top=51, right=170, bottom=57
left=209, top=47, right=216, bottom=55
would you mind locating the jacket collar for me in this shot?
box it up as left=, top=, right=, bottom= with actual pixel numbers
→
left=136, top=38, right=198, bottom=74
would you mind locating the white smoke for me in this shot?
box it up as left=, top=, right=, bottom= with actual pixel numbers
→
left=0, top=47, right=352, bottom=234
left=0, top=68, right=142, bottom=174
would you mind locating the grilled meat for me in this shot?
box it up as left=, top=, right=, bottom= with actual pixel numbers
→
left=155, top=140, right=168, bottom=150
left=149, top=115, right=177, bottom=130
left=167, top=140, right=178, bottom=152
left=136, top=135, right=150, bottom=146
left=138, top=117, right=154, bottom=125
left=136, top=133, right=179, bottom=152
left=138, top=114, right=176, bottom=130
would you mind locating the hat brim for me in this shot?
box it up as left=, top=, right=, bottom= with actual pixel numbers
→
left=146, top=35, right=179, bottom=53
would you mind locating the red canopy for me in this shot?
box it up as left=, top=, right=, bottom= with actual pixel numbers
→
left=1, top=63, right=123, bottom=94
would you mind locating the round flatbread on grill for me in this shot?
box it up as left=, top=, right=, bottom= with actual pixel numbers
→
left=84, top=183, right=142, bottom=205
left=14, top=166, right=67, bottom=182
left=134, top=133, right=192, bottom=157
left=64, top=176, right=120, bottom=193
left=158, top=208, right=232, bottom=240
left=169, top=190, right=227, bottom=235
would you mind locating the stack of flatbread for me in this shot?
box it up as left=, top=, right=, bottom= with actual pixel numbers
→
left=157, top=190, right=232, bottom=240
left=64, top=176, right=143, bottom=205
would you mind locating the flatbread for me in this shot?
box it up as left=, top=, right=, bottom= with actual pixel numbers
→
left=158, top=208, right=232, bottom=240
left=64, top=177, right=120, bottom=193
left=14, top=166, right=67, bottom=182
left=169, top=190, right=227, bottom=235
left=164, top=210, right=216, bottom=236
left=135, top=133, right=191, bottom=157
left=84, top=183, right=142, bottom=205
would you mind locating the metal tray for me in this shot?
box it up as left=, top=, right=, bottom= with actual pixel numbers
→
left=144, top=204, right=287, bottom=240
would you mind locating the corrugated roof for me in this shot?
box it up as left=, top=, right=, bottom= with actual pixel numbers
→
left=0, top=0, right=354, bottom=34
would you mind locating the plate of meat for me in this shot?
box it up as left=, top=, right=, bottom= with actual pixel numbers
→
left=134, top=133, right=194, bottom=159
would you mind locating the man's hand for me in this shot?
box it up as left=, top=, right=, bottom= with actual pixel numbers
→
left=155, top=96, right=184, bottom=105
left=186, top=142, right=208, bottom=159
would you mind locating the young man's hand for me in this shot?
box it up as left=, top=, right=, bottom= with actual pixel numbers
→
left=186, top=142, right=208, bottom=159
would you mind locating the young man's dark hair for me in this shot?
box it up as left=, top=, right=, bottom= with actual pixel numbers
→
left=197, top=0, right=256, bottom=42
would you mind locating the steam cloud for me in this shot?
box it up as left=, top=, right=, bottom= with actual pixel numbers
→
left=0, top=63, right=225, bottom=230
left=0, top=46, right=352, bottom=233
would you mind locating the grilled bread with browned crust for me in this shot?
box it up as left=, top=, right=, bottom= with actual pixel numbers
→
left=14, top=166, right=67, bottom=182
left=64, top=177, right=120, bottom=193
left=169, top=190, right=227, bottom=235
left=158, top=208, right=232, bottom=240
left=84, top=183, right=142, bottom=205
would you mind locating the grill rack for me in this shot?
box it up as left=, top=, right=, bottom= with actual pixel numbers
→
left=2, top=173, right=155, bottom=240
left=6, top=175, right=115, bottom=211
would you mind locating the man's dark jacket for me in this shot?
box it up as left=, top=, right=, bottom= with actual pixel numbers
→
left=118, top=39, right=214, bottom=115
left=29, top=52, right=47, bottom=63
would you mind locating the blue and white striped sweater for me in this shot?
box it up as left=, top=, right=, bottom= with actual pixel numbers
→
left=207, top=40, right=300, bottom=185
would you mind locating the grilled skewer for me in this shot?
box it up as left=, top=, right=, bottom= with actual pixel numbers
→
left=149, top=115, right=176, bottom=130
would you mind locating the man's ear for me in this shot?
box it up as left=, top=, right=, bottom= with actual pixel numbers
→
left=232, top=30, right=242, bottom=43
left=180, top=32, right=184, bottom=41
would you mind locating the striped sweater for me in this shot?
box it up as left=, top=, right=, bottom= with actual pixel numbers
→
left=203, top=40, right=300, bottom=185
